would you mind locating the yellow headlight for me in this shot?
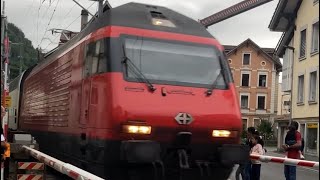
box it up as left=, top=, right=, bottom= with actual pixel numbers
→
left=212, top=130, right=232, bottom=137
left=123, top=125, right=152, bottom=135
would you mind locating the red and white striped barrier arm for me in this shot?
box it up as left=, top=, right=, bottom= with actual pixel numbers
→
left=22, top=145, right=105, bottom=180
left=250, top=154, right=319, bottom=168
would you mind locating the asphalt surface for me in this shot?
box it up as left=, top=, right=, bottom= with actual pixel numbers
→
left=228, top=150, right=319, bottom=180
left=33, top=148, right=320, bottom=180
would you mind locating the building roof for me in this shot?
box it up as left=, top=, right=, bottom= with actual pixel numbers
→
left=274, top=25, right=295, bottom=57
left=268, top=0, right=302, bottom=57
left=269, top=0, right=302, bottom=32
left=223, top=38, right=282, bottom=71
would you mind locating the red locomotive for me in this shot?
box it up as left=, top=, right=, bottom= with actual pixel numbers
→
left=9, top=2, right=248, bottom=180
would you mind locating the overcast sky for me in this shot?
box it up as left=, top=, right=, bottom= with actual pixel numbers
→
left=3, top=0, right=283, bottom=51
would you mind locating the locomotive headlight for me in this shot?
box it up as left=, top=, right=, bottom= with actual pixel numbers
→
left=123, top=125, right=152, bottom=135
left=212, top=130, right=236, bottom=138
left=152, top=18, right=176, bottom=27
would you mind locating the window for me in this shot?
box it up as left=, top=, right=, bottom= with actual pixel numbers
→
left=298, top=75, right=305, bottom=103
left=300, top=29, right=307, bottom=58
left=241, top=95, right=249, bottom=109
left=284, top=101, right=290, bottom=106
left=258, top=74, right=267, bottom=87
left=241, top=73, right=250, bottom=87
left=124, top=36, right=226, bottom=88
left=242, top=119, right=248, bottom=130
left=311, top=22, right=319, bottom=53
left=309, top=71, right=317, bottom=102
left=254, top=119, right=261, bottom=128
left=84, top=40, right=106, bottom=77
left=243, top=53, right=250, bottom=65
left=257, top=95, right=266, bottom=110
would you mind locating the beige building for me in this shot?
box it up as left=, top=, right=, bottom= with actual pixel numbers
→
left=275, top=83, right=291, bottom=151
left=270, top=0, right=319, bottom=157
left=224, top=39, right=282, bottom=131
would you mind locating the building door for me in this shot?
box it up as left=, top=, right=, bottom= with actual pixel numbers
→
left=306, top=123, right=318, bottom=154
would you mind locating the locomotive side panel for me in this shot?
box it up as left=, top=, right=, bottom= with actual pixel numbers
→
left=20, top=50, right=73, bottom=131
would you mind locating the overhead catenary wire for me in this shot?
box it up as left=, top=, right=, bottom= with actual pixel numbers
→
left=43, top=1, right=96, bottom=50
left=36, top=0, right=54, bottom=46
left=24, top=0, right=36, bottom=17
left=54, top=0, right=82, bottom=31
left=36, top=0, right=41, bottom=46
left=41, top=0, right=81, bottom=50
left=38, top=0, right=61, bottom=48
left=39, top=0, right=57, bottom=25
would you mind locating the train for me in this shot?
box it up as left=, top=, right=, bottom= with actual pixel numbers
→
left=8, top=2, right=249, bottom=180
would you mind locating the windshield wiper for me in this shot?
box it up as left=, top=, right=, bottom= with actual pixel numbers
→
left=121, top=44, right=156, bottom=92
left=206, top=56, right=224, bottom=96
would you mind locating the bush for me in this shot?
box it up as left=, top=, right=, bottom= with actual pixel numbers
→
left=257, top=120, right=274, bottom=140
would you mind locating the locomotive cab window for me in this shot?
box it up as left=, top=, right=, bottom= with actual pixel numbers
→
left=123, top=36, right=228, bottom=89
left=84, top=39, right=106, bottom=77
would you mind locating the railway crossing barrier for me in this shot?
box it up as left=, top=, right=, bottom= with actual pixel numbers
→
left=250, top=154, right=319, bottom=168
left=22, top=145, right=105, bottom=180
left=3, top=138, right=319, bottom=180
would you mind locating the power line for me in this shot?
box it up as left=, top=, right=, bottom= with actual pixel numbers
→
left=43, top=1, right=95, bottom=50
left=54, top=0, right=82, bottom=31
left=36, top=0, right=41, bottom=46
left=39, top=0, right=57, bottom=22
left=24, top=0, right=36, bottom=17
left=38, top=0, right=60, bottom=48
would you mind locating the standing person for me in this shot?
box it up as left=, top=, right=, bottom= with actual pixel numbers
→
left=235, top=140, right=248, bottom=180
left=282, top=121, right=302, bottom=180
left=243, top=127, right=256, bottom=180
left=250, top=135, right=264, bottom=180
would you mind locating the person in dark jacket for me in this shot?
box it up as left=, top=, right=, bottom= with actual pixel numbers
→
left=241, top=127, right=256, bottom=180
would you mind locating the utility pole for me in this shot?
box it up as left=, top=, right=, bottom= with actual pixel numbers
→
left=1, top=1, right=9, bottom=179
left=1, top=0, right=9, bottom=132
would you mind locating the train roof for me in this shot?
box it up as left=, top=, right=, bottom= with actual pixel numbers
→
left=37, top=2, right=214, bottom=69
left=101, top=2, right=212, bottom=37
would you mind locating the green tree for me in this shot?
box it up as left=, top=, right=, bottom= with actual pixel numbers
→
left=7, top=23, right=38, bottom=80
left=257, top=120, right=273, bottom=140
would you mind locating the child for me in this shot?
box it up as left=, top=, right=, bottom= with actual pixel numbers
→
left=250, top=135, right=264, bottom=180
left=284, top=130, right=304, bottom=160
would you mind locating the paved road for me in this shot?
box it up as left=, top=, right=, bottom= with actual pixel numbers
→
left=40, top=150, right=320, bottom=180
left=228, top=151, right=319, bottom=180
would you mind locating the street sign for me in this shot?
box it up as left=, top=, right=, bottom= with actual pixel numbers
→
left=5, top=96, right=11, bottom=107
left=307, top=123, right=318, bottom=129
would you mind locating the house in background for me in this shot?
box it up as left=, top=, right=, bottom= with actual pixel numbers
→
left=269, top=0, right=319, bottom=157
left=224, top=39, right=282, bottom=131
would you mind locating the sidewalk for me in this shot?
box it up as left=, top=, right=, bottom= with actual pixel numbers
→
left=266, top=146, right=319, bottom=162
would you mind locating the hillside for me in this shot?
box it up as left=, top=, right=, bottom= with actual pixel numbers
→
left=7, top=23, right=38, bottom=80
